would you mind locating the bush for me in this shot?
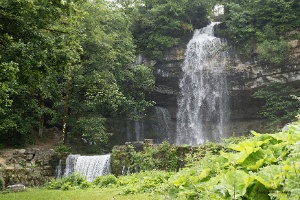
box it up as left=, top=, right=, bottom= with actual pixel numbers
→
left=54, top=144, right=71, bottom=153
left=257, top=38, right=289, bottom=65
left=61, top=182, right=72, bottom=191
left=46, top=173, right=87, bottom=190
left=80, top=180, right=92, bottom=189
left=93, top=175, right=118, bottom=187
left=156, top=141, right=179, bottom=171
left=253, top=82, right=300, bottom=127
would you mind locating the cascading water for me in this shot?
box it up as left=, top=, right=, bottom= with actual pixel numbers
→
left=134, top=120, right=144, bottom=141
left=63, top=154, right=111, bottom=182
left=154, top=106, right=173, bottom=143
left=64, top=154, right=79, bottom=177
left=176, top=22, right=229, bottom=146
left=55, top=159, right=63, bottom=178
left=126, top=109, right=145, bottom=142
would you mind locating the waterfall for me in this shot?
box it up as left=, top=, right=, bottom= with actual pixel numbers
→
left=154, top=106, right=173, bottom=143
left=176, top=22, right=229, bottom=146
left=55, top=159, right=63, bottom=178
left=134, top=120, right=144, bottom=141
left=126, top=120, right=144, bottom=142
left=64, top=154, right=111, bottom=182
left=64, top=154, right=80, bottom=177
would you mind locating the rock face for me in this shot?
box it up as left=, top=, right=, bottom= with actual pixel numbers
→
left=0, top=148, right=63, bottom=187
left=123, top=37, right=300, bottom=144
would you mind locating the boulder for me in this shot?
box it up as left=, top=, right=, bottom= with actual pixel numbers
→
left=7, top=184, right=25, bottom=192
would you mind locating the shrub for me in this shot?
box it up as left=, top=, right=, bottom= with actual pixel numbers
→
left=80, top=180, right=92, bottom=189
left=253, top=82, right=300, bottom=127
left=156, top=141, right=179, bottom=171
left=46, top=173, right=86, bottom=190
left=54, top=144, right=71, bottom=153
left=257, top=38, right=289, bottom=65
left=93, top=175, right=118, bottom=187
left=61, top=182, right=72, bottom=191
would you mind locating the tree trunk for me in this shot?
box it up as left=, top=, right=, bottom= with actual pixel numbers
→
left=38, top=97, right=45, bottom=137
left=62, top=78, right=71, bottom=144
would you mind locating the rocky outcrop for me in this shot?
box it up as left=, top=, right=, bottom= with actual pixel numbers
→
left=138, top=38, right=300, bottom=141
left=0, top=148, right=63, bottom=187
left=109, top=31, right=300, bottom=145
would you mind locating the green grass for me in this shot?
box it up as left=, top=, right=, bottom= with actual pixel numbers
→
left=0, top=188, right=163, bottom=200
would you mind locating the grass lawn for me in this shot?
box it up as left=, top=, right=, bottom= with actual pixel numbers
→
left=0, top=188, right=164, bottom=200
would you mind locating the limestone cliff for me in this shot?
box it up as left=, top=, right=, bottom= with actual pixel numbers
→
left=112, top=33, right=300, bottom=145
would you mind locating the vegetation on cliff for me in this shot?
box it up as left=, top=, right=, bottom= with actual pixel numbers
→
left=253, top=82, right=300, bottom=128
left=221, top=0, right=300, bottom=64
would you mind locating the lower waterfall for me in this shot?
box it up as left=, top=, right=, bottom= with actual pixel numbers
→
left=63, top=154, right=111, bottom=182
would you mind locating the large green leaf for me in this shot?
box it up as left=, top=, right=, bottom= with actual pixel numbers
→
left=230, top=140, right=265, bottom=152
left=255, top=165, right=284, bottom=189
left=215, top=169, right=254, bottom=199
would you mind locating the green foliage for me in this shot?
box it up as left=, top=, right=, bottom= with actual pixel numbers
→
left=166, top=120, right=300, bottom=199
left=117, top=170, right=173, bottom=194
left=131, top=146, right=159, bottom=171
left=46, top=173, right=86, bottom=190
left=54, top=144, right=71, bottom=154
left=126, top=0, right=214, bottom=58
left=79, top=180, right=92, bottom=189
left=253, top=82, right=300, bottom=126
left=111, top=141, right=180, bottom=175
left=0, top=188, right=162, bottom=200
left=46, top=170, right=172, bottom=196
left=155, top=141, right=179, bottom=171
left=93, top=174, right=118, bottom=187
left=61, top=0, right=155, bottom=146
left=256, top=27, right=290, bottom=64
left=184, top=142, right=227, bottom=167
left=0, top=0, right=83, bottom=146
left=223, top=0, right=300, bottom=61
left=0, top=0, right=155, bottom=148
left=44, top=121, right=300, bottom=199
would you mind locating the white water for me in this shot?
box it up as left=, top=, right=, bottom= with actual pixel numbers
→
left=176, top=22, right=229, bottom=145
left=134, top=120, right=144, bottom=141
left=154, top=106, right=173, bottom=143
left=64, top=154, right=111, bottom=182
left=55, top=159, right=63, bottom=178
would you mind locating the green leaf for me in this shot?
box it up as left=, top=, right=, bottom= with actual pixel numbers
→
left=230, top=140, right=266, bottom=152
left=216, top=169, right=254, bottom=199
left=199, top=168, right=210, bottom=180
left=173, top=176, right=187, bottom=187
left=255, top=165, right=284, bottom=189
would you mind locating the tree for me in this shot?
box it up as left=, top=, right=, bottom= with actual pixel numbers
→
left=57, top=0, right=155, bottom=146
left=253, top=82, right=300, bottom=127
left=126, top=0, right=214, bottom=58
left=222, top=0, right=300, bottom=62
left=0, top=0, right=83, bottom=146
